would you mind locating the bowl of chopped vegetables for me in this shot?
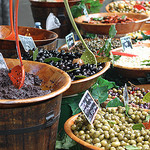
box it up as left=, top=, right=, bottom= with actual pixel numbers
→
left=111, top=42, right=150, bottom=78
left=74, top=13, right=149, bottom=35
left=105, top=1, right=150, bottom=15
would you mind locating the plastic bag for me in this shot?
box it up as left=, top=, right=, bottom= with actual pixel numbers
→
left=46, top=13, right=61, bottom=30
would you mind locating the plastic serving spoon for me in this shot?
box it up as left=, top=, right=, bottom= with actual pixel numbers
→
left=4, top=0, right=16, bottom=40
left=111, top=51, right=138, bottom=57
left=8, top=0, right=25, bottom=89
left=135, top=17, right=150, bottom=23
left=63, top=0, right=97, bottom=66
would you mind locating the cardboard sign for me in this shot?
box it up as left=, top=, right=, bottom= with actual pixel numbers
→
left=0, top=53, right=8, bottom=70
left=123, top=83, right=129, bottom=106
left=65, top=32, right=75, bottom=50
left=120, top=36, right=133, bottom=51
left=19, top=35, right=36, bottom=52
left=79, top=90, right=99, bottom=124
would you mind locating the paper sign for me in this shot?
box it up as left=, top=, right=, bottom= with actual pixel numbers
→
left=0, top=53, right=8, bottom=70
left=19, top=35, right=36, bottom=52
left=65, top=32, right=75, bottom=50
left=79, top=90, right=99, bottom=124
left=83, top=7, right=90, bottom=22
left=123, top=83, right=129, bottom=106
left=120, top=36, right=133, bottom=51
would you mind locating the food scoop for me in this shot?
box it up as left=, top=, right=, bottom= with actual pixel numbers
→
left=4, top=0, right=16, bottom=40
left=64, top=0, right=97, bottom=66
left=8, top=0, right=25, bottom=89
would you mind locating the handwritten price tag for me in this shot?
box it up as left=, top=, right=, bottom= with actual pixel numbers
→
left=65, top=32, right=75, bottom=50
left=120, top=36, right=133, bottom=51
left=79, top=90, right=99, bottom=124
left=19, top=35, right=36, bottom=52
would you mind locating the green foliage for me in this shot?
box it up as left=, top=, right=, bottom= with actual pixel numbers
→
left=74, top=75, right=87, bottom=79
left=132, top=123, right=145, bottom=131
left=91, top=86, right=108, bottom=104
left=85, top=33, right=97, bottom=39
left=125, top=145, right=140, bottom=150
left=96, top=56, right=112, bottom=63
left=141, top=31, right=150, bottom=40
left=96, top=76, right=118, bottom=90
left=125, top=104, right=130, bottom=117
left=69, top=101, right=81, bottom=115
left=44, top=57, right=62, bottom=63
left=106, top=97, right=124, bottom=108
left=71, top=3, right=85, bottom=18
left=98, top=25, right=117, bottom=58
left=71, top=0, right=102, bottom=18
left=109, top=25, right=117, bottom=38
left=90, top=76, right=119, bottom=105
left=142, top=92, right=150, bottom=103
left=56, top=134, right=77, bottom=149
left=89, top=0, right=103, bottom=13
left=33, top=48, right=38, bottom=61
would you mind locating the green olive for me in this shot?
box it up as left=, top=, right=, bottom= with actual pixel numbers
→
left=111, top=141, right=120, bottom=147
left=101, top=139, right=107, bottom=147
left=93, top=138, right=100, bottom=144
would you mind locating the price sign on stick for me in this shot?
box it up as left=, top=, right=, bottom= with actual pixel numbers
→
left=19, top=35, right=36, bottom=52
left=83, top=7, right=90, bottom=22
left=79, top=90, right=99, bottom=124
left=123, top=83, right=129, bottom=106
left=120, top=36, right=133, bottom=51
left=65, top=32, right=75, bottom=50
left=0, top=53, right=8, bottom=70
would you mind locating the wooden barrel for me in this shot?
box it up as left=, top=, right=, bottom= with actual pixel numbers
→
left=29, top=0, right=80, bottom=38
left=0, top=59, right=71, bottom=150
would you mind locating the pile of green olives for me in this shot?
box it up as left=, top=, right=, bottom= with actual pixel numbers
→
left=71, top=106, right=150, bottom=150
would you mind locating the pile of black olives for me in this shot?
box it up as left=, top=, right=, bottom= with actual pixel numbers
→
left=71, top=106, right=150, bottom=150
left=22, top=48, right=104, bottom=81
left=108, top=87, right=150, bottom=109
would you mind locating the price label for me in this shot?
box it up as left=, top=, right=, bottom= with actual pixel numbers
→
left=120, top=36, right=133, bottom=51
left=79, top=90, right=99, bottom=124
left=83, top=7, right=90, bottom=22
left=123, top=83, right=129, bottom=106
left=19, top=35, right=36, bottom=52
left=0, top=53, right=8, bottom=70
left=65, top=32, right=75, bottom=50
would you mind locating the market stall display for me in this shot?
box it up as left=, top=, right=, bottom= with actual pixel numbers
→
left=1, top=0, right=150, bottom=150
left=64, top=107, right=150, bottom=150
left=74, top=13, right=149, bottom=35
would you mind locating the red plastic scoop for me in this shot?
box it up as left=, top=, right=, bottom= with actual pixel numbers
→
left=8, top=0, right=25, bottom=89
left=111, top=51, right=138, bottom=57
left=4, top=0, right=16, bottom=40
